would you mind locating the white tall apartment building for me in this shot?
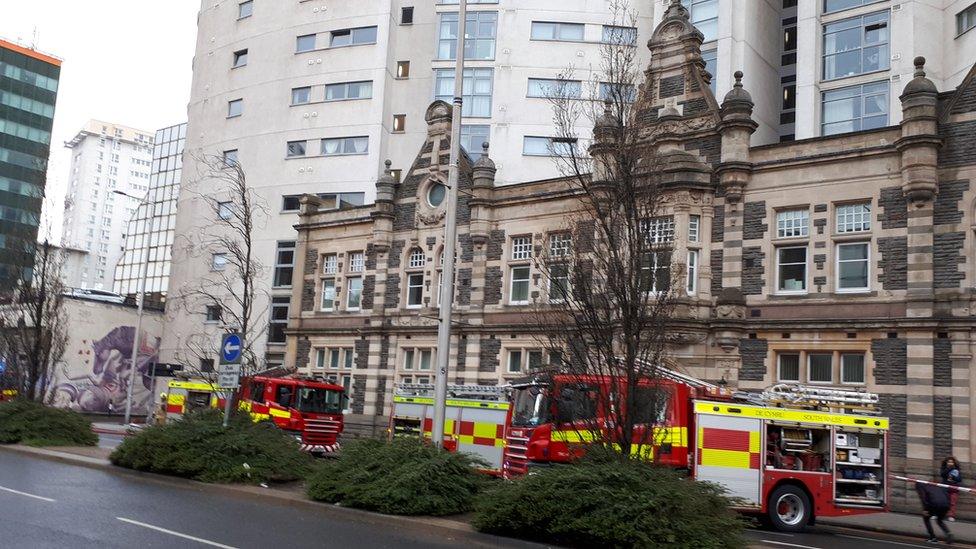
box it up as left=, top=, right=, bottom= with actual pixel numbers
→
left=163, top=0, right=976, bottom=370
left=61, top=120, right=154, bottom=291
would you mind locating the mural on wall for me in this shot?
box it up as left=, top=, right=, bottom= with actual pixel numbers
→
left=51, top=326, right=161, bottom=414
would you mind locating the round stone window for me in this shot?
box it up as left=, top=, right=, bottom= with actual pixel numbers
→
left=427, top=183, right=446, bottom=207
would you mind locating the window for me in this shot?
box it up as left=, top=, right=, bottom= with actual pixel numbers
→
left=205, top=305, right=222, bottom=322
left=232, top=49, right=248, bottom=68
left=282, top=195, right=301, bottom=212
left=530, top=21, right=584, bottom=41
left=836, top=203, right=870, bottom=233
left=238, top=0, right=253, bottom=19
left=808, top=354, right=833, bottom=383
left=330, top=26, right=378, bottom=47
left=959, top=3, right=976, bottom=35
left=438, top=12, right=497, bottom=60
left=401, top=6, right=414, bottom=24
left=822, top=81, right=888, bottom=136
left=460, top=125, right=490, bottom=159
left=599, top=82, right=637, bottom=102
left=682, top=0, right=718, bottom=42
left=825, top=0, right=884, bottom=14
left=408, top=248, right=425, bottom=268
left=777, top=247, right=807, bottom=293
left=316, top=349, right=326, bottom=369
left=274, top=241, right=296, bottom=288
left=644, top=216, right=676, bottom=244
left=321, top=137, right=368, bottom=155
left=434, top=68, right=493, bottom=117
left=841, top=353, right=865, bottom=384
left=689, top=215, right=701, bottom=243
left=523, top=136, right=577, bottom=157
left=325, top=81, right=373, bottom=101
left=268, top=297, right=289, bottom=344
left=296, top=34, right=316, bottom=53
left=218, top=201, right=233, bottom=220
left=822, top=11, right=889, bottom=80
left=549, top=233, right=571, bottom=257
left=212, top=253, right=228, bottom=271
left=511, top=236, right=532, bottom=260
left=778, top=353, right=800, bottom=382
left=640, top=251, right=672, bottom=293
left=702, top=49, right=718, bottom=94
left=784, top=25, right=797, bottom=53
left=527, top=78, right=582, bottom=99
left=783, top=84, right=796, bottom=110
left=507, top=350, right=523, bottom=373
left=602, top=25, right=637, bottom=45
left=321, top=279, right=336, bottom=311
left=407, top=273, right=424, bottom=308
left=837, top=242, right=869, bottom=291
left=346, top=277, right=363, bottom=310
left=227, top=99, right=243, bottom=117
left=549, top=263, right=569, bottom=303
left=510, top=266, right=531, bottom=304
left=291, top=87, right=311, bottom=105
left=397, top=61, right=410, bottom=78
left=287, top=140, right=307, bottom=157
left=348, top=252, right=365, bottom=272
left=393, top=114, right=406, bottom=133
left=776, top=209, right=808, bottom=238
left=403, top=348, right=434, bottom=371
left=687, top=250, right=698, bottom=295
left=323, top=253, right=338, bottom=274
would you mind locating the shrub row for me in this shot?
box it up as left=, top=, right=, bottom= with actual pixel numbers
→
left=0, top=399, right=97, bottom=447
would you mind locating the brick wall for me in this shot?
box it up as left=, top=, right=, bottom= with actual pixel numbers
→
left=384, top=274, right=401, bottom=309
left=933, top=232, right=965, bottom=289
left=484, top=266, right=502, bottom=305
left=479, top=337, right=500, bottom=373
left=877, top=236, right=908, bottom=290
left=710, top=249, right=723, bottom=293
left=741, top=247, right=765, bottom=296
left=934, top=395, right=953, bottom=459
left=711, top=205, right=724, bottom=243
left=659, top=75, right=685, bottom=98
left=878, top=393, right=907, bottom=458
left=934, top=338, right=952, bottom=388
left=738, top=338, right=768, bottom=381
left=742, top=201, right=767, bottom=240
left=872, top=338, right=907, bottom=385
left=934, top=180, right=968, bottom=225
left=878, top=186, right=908, bottom=229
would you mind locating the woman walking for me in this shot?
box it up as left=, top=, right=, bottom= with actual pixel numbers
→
left=941, top=456, right=963, bottom=521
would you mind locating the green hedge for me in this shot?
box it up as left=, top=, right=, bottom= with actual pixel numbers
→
left=0, top=400, right=98, bottom=447
left=110, top=410, right=313, bottom=483
left=473, top=455, right=747, bottom=549
left=307, top=438, right=491, bottom=516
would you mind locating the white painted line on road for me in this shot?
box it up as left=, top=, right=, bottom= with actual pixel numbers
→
left=0, top=485, right=55, bottom=502
left=116, top=517, right=240, bottom=549
left=837, top=533, right=937, bottom=548
left=759, top=540, right=823, bottom=549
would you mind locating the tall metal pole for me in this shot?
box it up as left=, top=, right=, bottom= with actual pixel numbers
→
left=123, top=191, right=156, bottom=425
left=431, top=0, right=468, bottom=449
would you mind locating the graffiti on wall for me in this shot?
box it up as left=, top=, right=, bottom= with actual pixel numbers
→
left=51, top=326, right=161, bottom=414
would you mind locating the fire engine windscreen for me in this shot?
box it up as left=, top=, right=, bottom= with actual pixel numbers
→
left=294, top=387, right=342, bottom=415
left=512, top=386, right=550, bottom=427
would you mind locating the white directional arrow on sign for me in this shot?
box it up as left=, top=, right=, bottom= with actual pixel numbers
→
left=223, top=340, right=241, bottom=356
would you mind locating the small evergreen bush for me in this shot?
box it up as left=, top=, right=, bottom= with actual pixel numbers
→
left=473, top=454, right=747, bottom=549
left=0, top=400, right=98, bottom=447
left=307, top=438, right=491, bottom=515
left=110, top=409, right=313, bottom=483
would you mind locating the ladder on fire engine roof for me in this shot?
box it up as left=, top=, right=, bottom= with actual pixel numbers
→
left=733, top=383, right=882, bottom=415
left=632, top=359, right=721, bottom=391
left=396, top=383, right=508, bottom=401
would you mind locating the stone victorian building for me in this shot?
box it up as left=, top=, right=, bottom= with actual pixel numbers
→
left=285, top=2, right=976, bottom=511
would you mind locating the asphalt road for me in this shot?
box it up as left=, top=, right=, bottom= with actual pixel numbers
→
left=0, top=451, right=540, bottom=549
left=746, top=525, right=970, bottom=548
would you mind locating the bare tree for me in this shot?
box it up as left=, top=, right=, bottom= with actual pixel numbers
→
left=0, top=239, right=69, bottom=402
left=172, top=154, right=270, bottom=382
left=529, top=0, right=683, bottom=458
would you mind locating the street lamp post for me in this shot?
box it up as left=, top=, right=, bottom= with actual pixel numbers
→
left=115, top=189, right=157, bottom=425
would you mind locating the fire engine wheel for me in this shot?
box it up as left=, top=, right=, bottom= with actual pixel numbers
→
left=767, top=485, right=811, bottom=533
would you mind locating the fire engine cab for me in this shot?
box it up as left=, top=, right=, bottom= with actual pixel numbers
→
left=166, top=375, right=345, bottom=454
left=503, top=368, right=889, bottom=532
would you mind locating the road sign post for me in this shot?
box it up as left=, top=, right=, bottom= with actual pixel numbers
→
left=218, top=333, right=243, bottom=427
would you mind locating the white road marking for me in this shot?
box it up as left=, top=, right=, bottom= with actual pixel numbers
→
left=759, top=541, right=823, bottom=549
left=837, top=533, right=937, bottom=548
left=0, top=485, right=55, bottom=502
left=116, top=517, right=240, bottom=548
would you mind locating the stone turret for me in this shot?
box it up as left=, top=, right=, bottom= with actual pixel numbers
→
left=370, top=160, right=396, bottom=251
left=897, top=57, right=941, bottom=206
left=717, top=71, right=757, bottom=204
left=469, top=143, right=495, bottom=242
left=589, top=100, right=620, bottom=188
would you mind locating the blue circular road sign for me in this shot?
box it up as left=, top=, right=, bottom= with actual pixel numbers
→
left=221, top=333, right=243, bottom=364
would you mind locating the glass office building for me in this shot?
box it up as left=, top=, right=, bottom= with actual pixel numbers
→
left=114, top=122, right=185, bottom=308
left=0, top=39, right=61, bottom=291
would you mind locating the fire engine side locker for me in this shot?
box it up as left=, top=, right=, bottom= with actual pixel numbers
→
left=692, top=412, right=764, bottom=508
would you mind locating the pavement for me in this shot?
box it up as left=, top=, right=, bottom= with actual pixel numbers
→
left=14, top=437, right=976, bottom=548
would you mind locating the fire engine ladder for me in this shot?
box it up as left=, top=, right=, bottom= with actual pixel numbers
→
left=395, top=383, right=508, bottom=401
left=633, top=359, right=721, bottom=391
left=734, top=383, right=881, bottom=415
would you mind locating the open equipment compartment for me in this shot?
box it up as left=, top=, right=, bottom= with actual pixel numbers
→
left=833, top=427, right=886, bottom=506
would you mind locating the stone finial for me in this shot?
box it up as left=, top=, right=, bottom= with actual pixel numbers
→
left=375, top=159, right=396, bottom=202
left=902, top=56, right=937, bottom=95
left=473, top=141, right=496, bottom=171
left=914, top=56, right=926, bottom=77
left=722, top=70, right=753, bottom=105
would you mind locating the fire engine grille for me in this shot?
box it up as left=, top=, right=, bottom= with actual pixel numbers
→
left=504, top=434, right=530, bottom=477
left=303, top=418, right=341, bottom=445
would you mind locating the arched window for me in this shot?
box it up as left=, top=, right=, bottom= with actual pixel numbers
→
left=408, top=248, right=425, bottom=269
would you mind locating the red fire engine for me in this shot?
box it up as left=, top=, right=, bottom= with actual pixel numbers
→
left=502, top=368, right=889, bottom=532
left=166, top=375, right=345, bottom=454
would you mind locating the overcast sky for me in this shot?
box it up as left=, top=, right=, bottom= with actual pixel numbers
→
left=2, top=1, right=199, bottom=241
